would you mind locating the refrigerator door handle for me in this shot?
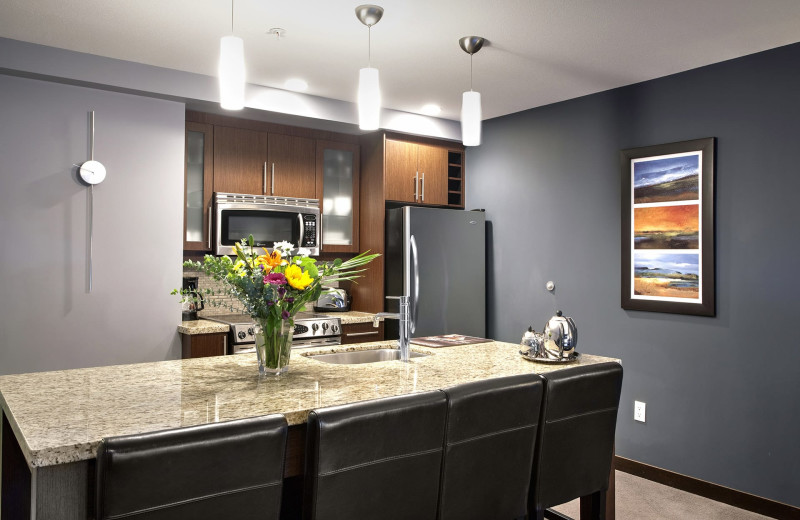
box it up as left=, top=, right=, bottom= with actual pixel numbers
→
left=409, top=234, right=419, bottom=333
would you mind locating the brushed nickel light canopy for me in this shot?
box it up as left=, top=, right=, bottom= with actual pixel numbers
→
left=459, top=36, right=486, bottom=146
left=355, top=4, right=384, bottom=27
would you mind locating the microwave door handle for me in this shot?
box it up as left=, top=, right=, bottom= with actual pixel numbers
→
left=298, top=213, right=305, bottom=247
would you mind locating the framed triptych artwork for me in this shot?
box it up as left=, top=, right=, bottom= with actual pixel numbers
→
left=621, top=137, right=715, bottom=316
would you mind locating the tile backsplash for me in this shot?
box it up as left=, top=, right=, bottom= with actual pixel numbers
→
left=182, top=267, right=340, bottom=318
left=183, top=267, right=245, bottom=317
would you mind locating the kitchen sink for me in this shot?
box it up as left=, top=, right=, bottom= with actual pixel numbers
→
left=306, top=348, right=429, bottom=365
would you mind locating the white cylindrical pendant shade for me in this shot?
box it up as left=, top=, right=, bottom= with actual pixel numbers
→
left=358, top=67, right=381, bottom=130
left=461, top=91, right=482, bottom=146
left=219, top=35, right=245, bottom=110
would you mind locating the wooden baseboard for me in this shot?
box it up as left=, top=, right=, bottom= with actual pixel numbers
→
left=614, top=456, right=799, bottom=520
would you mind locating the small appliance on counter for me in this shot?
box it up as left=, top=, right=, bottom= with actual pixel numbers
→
left=313, top=288, right=350, bottom=312
left=520, top=310, right=578, bottom=363
left=181, top=277, right=204, bottom=321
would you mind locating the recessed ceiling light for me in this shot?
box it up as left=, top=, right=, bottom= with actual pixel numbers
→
left=284, top=78, right=308, bottom=92
left=420, top=104, right=441, bottom=116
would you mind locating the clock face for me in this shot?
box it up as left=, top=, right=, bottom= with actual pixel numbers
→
left=79, top=160, right=106, bottom=185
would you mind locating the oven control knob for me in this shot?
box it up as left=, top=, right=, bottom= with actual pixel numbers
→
left=247, top=327, right=255, bottom=336
left=322, top=322, right=329, bottom=332
left=332, top=324, right=339, bottom=334
left=312, top=323, right=319, bottom=333
left=238, top=331, right=246, bottom=340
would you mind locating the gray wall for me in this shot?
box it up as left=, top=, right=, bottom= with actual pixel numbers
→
left=467, top=43, right=800, bottom=506
left=0, top=74, right=184, bottom=375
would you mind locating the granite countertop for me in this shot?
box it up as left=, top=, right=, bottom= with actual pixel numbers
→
left=0, top=341, right=618, bottom=469
left=177, top=319, right=230, bottom=335
left=331, top=311, right=377, bottom=325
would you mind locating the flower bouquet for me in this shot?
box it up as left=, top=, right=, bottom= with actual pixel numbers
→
left=176, top=237, right=378, bottom=376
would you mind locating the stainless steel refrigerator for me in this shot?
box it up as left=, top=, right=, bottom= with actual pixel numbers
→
left=385, top=206, right=485, bottom=338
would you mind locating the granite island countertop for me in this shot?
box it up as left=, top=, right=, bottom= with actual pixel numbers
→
left=0, top=340, right=618, bottom=469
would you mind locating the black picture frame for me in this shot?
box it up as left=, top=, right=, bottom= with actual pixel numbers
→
left=621, top=137, right=715, bottom=316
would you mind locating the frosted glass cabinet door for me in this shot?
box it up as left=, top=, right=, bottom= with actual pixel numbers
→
left=184, top=122, right=214, bottom=250
left=315, top=140, right=360, bottom=253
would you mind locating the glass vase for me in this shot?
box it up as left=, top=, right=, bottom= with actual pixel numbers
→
left=254, top=317, right=294, bottom=377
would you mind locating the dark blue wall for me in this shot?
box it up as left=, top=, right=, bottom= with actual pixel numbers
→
left=467, top=43, right=800, bottom=506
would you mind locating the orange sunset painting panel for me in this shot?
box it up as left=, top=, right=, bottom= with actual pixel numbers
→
left=634, top=204, right=698, bottom=249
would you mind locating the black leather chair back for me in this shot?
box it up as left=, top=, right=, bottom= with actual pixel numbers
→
left=303, top=391, right=448, bottom=520
left=529, top=362, right=623, bottom=517
left=438, top=373, right=544, bottom=520
left=96, top=414, right=288, bottom=520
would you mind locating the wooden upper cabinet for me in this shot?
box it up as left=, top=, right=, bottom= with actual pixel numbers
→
left=213, top=126, right=268, bottom=195
left=417, top=144, right=448, bottom=205
left=268, top=134, right=316, bottom=199
left=384, top=139, right=419, bottom=203
left=384, top=138, right=449, bottom=205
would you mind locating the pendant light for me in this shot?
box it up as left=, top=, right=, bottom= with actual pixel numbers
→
left=355, top=5, right=384, bottom=130
left=219, top=0, right=245, bottom=110
left=459, top=36, right=485, bottom=146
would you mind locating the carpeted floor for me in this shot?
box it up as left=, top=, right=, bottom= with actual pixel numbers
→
left=551, top=471, right=773, bottom=520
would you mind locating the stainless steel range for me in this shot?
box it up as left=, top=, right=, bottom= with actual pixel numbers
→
left=206, top=312, right=342, bottom=354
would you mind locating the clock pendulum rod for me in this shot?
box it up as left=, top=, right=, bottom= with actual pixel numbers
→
left=88, top=110, right=94, bottom=293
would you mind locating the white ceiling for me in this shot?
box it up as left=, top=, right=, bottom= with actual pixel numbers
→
left=2, top=0, right=800, bottom=122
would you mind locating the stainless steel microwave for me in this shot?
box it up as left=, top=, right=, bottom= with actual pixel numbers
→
left=214, top=192, right=320, bottom=256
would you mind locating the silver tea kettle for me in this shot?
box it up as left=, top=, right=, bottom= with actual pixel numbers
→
left=543, top=310, right=577, bottom=358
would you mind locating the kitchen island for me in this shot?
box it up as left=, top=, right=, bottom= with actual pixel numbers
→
left=0, top=340, right=619, bottom=519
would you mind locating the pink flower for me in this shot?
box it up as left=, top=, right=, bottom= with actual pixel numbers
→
left=264, top=272, right=287, bottom=286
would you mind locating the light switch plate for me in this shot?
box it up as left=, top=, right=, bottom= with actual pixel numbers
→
left=634, top=401, right=646, bottom=422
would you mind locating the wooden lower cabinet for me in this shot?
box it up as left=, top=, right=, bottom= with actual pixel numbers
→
left=181, top=332, right=227, bottom=358
left=340, top=321, right=384, bottom=344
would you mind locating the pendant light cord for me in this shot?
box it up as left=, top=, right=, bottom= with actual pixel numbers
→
left=231, top=0, right=234, bottom=34
left=470, top=53, right=474, bottom=91
left=368, top=25, right=372, bottom=67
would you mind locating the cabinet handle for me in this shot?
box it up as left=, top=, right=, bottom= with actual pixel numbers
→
left=346, top=331, right=380, bottom=337
left=413, top=172, right=419, bottom=201
left=263, top=162, right=267, bottom=195
left=223, top=335, right=228, bottom=355
left=421, top=172, right=425, bottom=202
left=207, top=206, right=213, bottom=249
left=271, top=163, right=275, bottom=195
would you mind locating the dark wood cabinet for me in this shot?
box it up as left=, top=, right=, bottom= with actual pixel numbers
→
left=181, top=332, right=227, bottom=358
left=384, top=139, right=418, bottom=203
left=341, top=321, right=384, bottom=344
left=184, top=122, right=214, bottom=251
left=212, top=127, right=316, bottom=198
left=269, top=133, right=316, bottom=199
left=384, top=138, right=450, bottom=206
left=416, top=143, right=448, bottom=205
left=213, top=126, right=267, bottom=195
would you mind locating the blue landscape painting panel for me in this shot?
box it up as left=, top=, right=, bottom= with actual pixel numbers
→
left=633, top=153, right=700, bottom=204
left=633, top=251, right=700, bottom=299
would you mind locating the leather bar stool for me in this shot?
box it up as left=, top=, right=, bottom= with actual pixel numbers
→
left=438, top=373, right=544, bottom=520
left=96, top=414, right=288, bottom=520
left=303, top=391, right=448, bottom=520
left=528, top=362, right=623, bottom=520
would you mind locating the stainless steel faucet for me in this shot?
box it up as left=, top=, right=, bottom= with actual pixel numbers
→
left=373, top=295, right=412, bottom=361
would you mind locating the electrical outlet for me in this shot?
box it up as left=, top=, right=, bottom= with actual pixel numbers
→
left=634, top=401, right=646, bottom=423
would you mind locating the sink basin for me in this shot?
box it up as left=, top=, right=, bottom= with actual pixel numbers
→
left=306, top=348, right=428, bottom=365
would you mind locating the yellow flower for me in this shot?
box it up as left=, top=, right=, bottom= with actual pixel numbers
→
left=285, top=264, right=313, bottom=290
